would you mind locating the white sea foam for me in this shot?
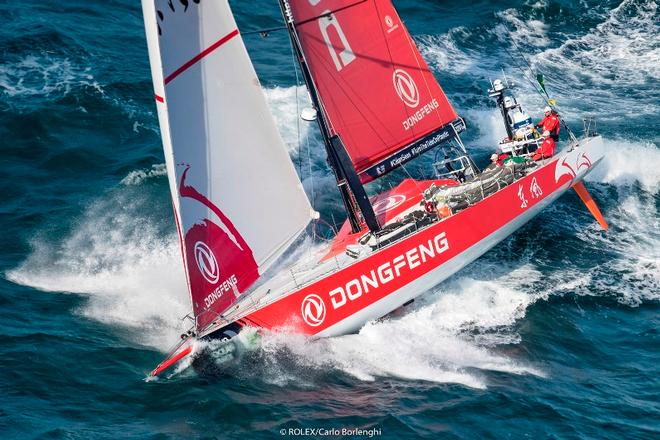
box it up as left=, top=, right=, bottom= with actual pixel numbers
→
left=495, top=8, right=551, bottom=48
left=121, top=163, right=168, bottom=186
left=0, top=54, right=99, bottom=99
left=5, top=190, right=190, bottom=351
left=529, top=0, right=660, bottom=116
left=586, top=138, right=660, bottom=194
left=462, top=108, right=509, bottom=148
left=263, top=85, right=312, bottom=152
left=417, top=29, right=478, bottom=75
left=235, top=263, right=546, bottom=389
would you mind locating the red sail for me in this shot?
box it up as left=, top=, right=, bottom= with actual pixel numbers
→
left=287, top=0, right=459, bottom=180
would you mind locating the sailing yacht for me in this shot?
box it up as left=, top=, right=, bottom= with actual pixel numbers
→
left=141, top=0, right=607, bottom=377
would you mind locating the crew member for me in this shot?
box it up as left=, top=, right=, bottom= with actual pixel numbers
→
left=532, top=106, right=560, bottom=161
left=535, top=106, right=560, bottom=141
left=489, top=151, right=509, bottom=167
left=533, top=130, right=556, bottom=161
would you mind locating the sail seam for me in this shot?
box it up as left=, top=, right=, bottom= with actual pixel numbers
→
left=164, top=29, right=239, bottom=85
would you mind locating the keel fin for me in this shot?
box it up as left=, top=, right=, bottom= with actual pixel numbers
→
left=150, top=345, right=193, bottom=377
left=572, top=181, right=608, bottom=231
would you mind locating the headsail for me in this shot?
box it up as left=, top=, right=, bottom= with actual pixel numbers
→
left=284, top=0, right=463, bottom=182
left=142, top=0, right=315, bottom=330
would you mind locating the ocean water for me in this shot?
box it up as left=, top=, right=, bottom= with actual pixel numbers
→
left=1, top=0, right=658, bottom=438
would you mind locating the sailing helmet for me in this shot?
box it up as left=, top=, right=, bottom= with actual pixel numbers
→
left=544, top=106, right=552, bottom=113
left=490, top=153, right=498, bottom=161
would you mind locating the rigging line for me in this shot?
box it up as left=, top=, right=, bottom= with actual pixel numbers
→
left=288, top=34, right=303, bottom=177
left=502, top=45, right=577, bottom=141
left=500, top=23, right=579, bottom=141
left=242, top=26, right=287, bottom=36
left=287, top=29, right=316, bottom=215
left=293, top=0, right=368, bottom=27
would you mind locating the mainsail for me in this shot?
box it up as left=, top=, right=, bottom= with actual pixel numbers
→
left=142, top=0, right=315, bottom=330
left=284, top=0, right=464, bottom=182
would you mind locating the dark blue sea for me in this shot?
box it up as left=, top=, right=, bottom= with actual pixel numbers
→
left=1, top=0, right=658, bottom=438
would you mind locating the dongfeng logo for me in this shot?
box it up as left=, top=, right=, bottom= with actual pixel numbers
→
left=301, top=294, right=326, bottom=327
left=372, top=194, right=407, bottom=215
left=194, top=241, right=220, bottom=285
left=392, top=69, right=419, bottom=108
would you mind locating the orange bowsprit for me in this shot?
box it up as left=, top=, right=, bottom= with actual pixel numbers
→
left=572, top=181, right=609, bottom=231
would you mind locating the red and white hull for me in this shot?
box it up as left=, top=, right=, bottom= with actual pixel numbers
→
left=226, top=136, right=605, bottom=338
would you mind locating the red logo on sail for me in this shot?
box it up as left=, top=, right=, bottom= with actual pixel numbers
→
left=179, top=167, right=259, bottom=329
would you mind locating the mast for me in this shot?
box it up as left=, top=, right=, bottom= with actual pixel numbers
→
left=278, top=0, right=380, bottom=234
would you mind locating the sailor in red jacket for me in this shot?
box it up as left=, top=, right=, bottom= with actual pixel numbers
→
left=533, top=106, right=560, bottom=160
left=536, top=106, right=560, bottom=140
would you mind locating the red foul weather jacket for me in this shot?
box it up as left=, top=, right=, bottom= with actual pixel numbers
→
left=536, top=114, right=560, bottom=140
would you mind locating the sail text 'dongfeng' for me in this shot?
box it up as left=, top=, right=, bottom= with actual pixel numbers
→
left=402, top=98, right=440, bottom=131
left=204, top=274, right=239, bottom=309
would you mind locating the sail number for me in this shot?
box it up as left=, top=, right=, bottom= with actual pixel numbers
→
left=318, top=10, right=356, bottom=71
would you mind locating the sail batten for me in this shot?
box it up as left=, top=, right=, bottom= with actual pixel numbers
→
left=142, top=0, right=314, bottom=331
left=286, top=0, right=461, bottom=181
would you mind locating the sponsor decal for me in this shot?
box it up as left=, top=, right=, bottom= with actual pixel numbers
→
left=372, top=194, right=407, bottom=215
left=402, top=99, right=440, bottom=130
left=530, top=177, right=543, bottom=199
left=388, top=130, right=450, bottom=169
left=301, top=294, right=327, bottom=327
left=362, top=123, right=462, bottom=181
left=319, top=11, right=355, bottom=71
left=555, top=150, right=592, bottom=182
left=179, top=166, right=259, bottom=326
left=392, top=69, right=420, bottom=108
left=194, top=241, right=220, bottom=285
left=304, top=232, right=450, bottom=322
left=518, top=184, right=529, bottom=209
left=204, top=275, right=238, bottom=308
left=155, top=0, right=201, bottom=36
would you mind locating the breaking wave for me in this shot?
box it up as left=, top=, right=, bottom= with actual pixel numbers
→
left=5, top=187, right=190, bottom=351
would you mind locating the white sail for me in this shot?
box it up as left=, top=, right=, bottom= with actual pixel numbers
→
left=142, top=0, right=315, bottom=329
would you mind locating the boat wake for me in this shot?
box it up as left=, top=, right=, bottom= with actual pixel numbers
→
left=229, top=264, right=547, bottom=390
